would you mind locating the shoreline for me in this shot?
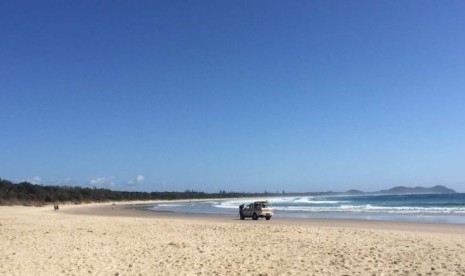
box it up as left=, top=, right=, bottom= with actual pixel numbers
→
left=60, top=201, right=465, bottom=235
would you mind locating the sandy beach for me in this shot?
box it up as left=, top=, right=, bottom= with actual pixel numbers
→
left=1, top=202, right=465, bottom=275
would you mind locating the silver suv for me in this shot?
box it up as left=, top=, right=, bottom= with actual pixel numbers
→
left=239, top=201, right=273, bottom=220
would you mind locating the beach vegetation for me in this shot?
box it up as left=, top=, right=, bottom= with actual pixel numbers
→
left=0, top=178, right=272, bottom=206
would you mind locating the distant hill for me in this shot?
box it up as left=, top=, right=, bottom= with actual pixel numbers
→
left=345, top=189, right=365, bottom=195
left=377, top=185, right=456, bottom=195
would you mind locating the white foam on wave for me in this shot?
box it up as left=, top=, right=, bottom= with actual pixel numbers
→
left=154, top=204, right=184, bottom=207
left=213, top=196, right=346, bottom=209
left=272, top=204, right=465, bottom=214
left=290, top=197, right=343, bottom=204
left=213, top=198, right=277, bottom=209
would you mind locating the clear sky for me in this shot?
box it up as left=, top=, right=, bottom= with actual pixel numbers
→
left=1, top=1, right=465, bottom=193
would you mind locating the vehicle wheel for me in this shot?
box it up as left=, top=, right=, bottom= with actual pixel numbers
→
left=240, top=214, right=245, bottom=220
left=252, top=213, right=258, bottom=220
left=266, top=216, right=271, bottom=220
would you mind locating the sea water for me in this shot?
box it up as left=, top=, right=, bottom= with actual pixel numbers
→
left=141, top=193, right=465, bottom=224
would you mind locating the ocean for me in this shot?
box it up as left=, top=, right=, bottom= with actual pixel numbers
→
left=141, top=193, right=465, bottom=224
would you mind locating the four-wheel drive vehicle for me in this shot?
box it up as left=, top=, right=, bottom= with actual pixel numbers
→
left=239, top=201, right=273, bottom=220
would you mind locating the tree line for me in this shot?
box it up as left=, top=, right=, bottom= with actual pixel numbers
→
left=0, top=178, right=269, bottom=206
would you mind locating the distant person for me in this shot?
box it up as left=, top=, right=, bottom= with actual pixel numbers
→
left=239, top=204, right=244, bottom=217
left=54, top=204, right=59, bottom=211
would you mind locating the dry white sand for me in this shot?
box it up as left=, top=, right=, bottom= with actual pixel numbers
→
left=1, top=203, right=465, bottom=275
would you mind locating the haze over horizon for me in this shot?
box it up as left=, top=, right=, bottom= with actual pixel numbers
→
left=1, top=1, right=465, bottom=193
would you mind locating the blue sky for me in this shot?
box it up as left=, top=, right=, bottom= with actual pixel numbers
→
left=1, top=1, right=465, bottom=192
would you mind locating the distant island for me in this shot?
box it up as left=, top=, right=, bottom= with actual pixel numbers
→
left=376, top=185, right=456, bottom=195
left=345, top=185, right=456, bottom=195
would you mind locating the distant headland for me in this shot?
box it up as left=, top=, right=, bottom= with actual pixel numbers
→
left=344, top=185, right=456, bottom=195
left=376, top=185, right=456, bottom=195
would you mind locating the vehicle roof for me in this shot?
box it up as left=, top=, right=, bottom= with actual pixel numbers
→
left=253, top=200, right=269, bottom=203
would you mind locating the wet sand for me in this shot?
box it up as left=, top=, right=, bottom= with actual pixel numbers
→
left=1, top=202, right=465, bottom=275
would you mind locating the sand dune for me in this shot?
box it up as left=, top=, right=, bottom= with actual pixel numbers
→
left=1, top=203, right=464, bottom=275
